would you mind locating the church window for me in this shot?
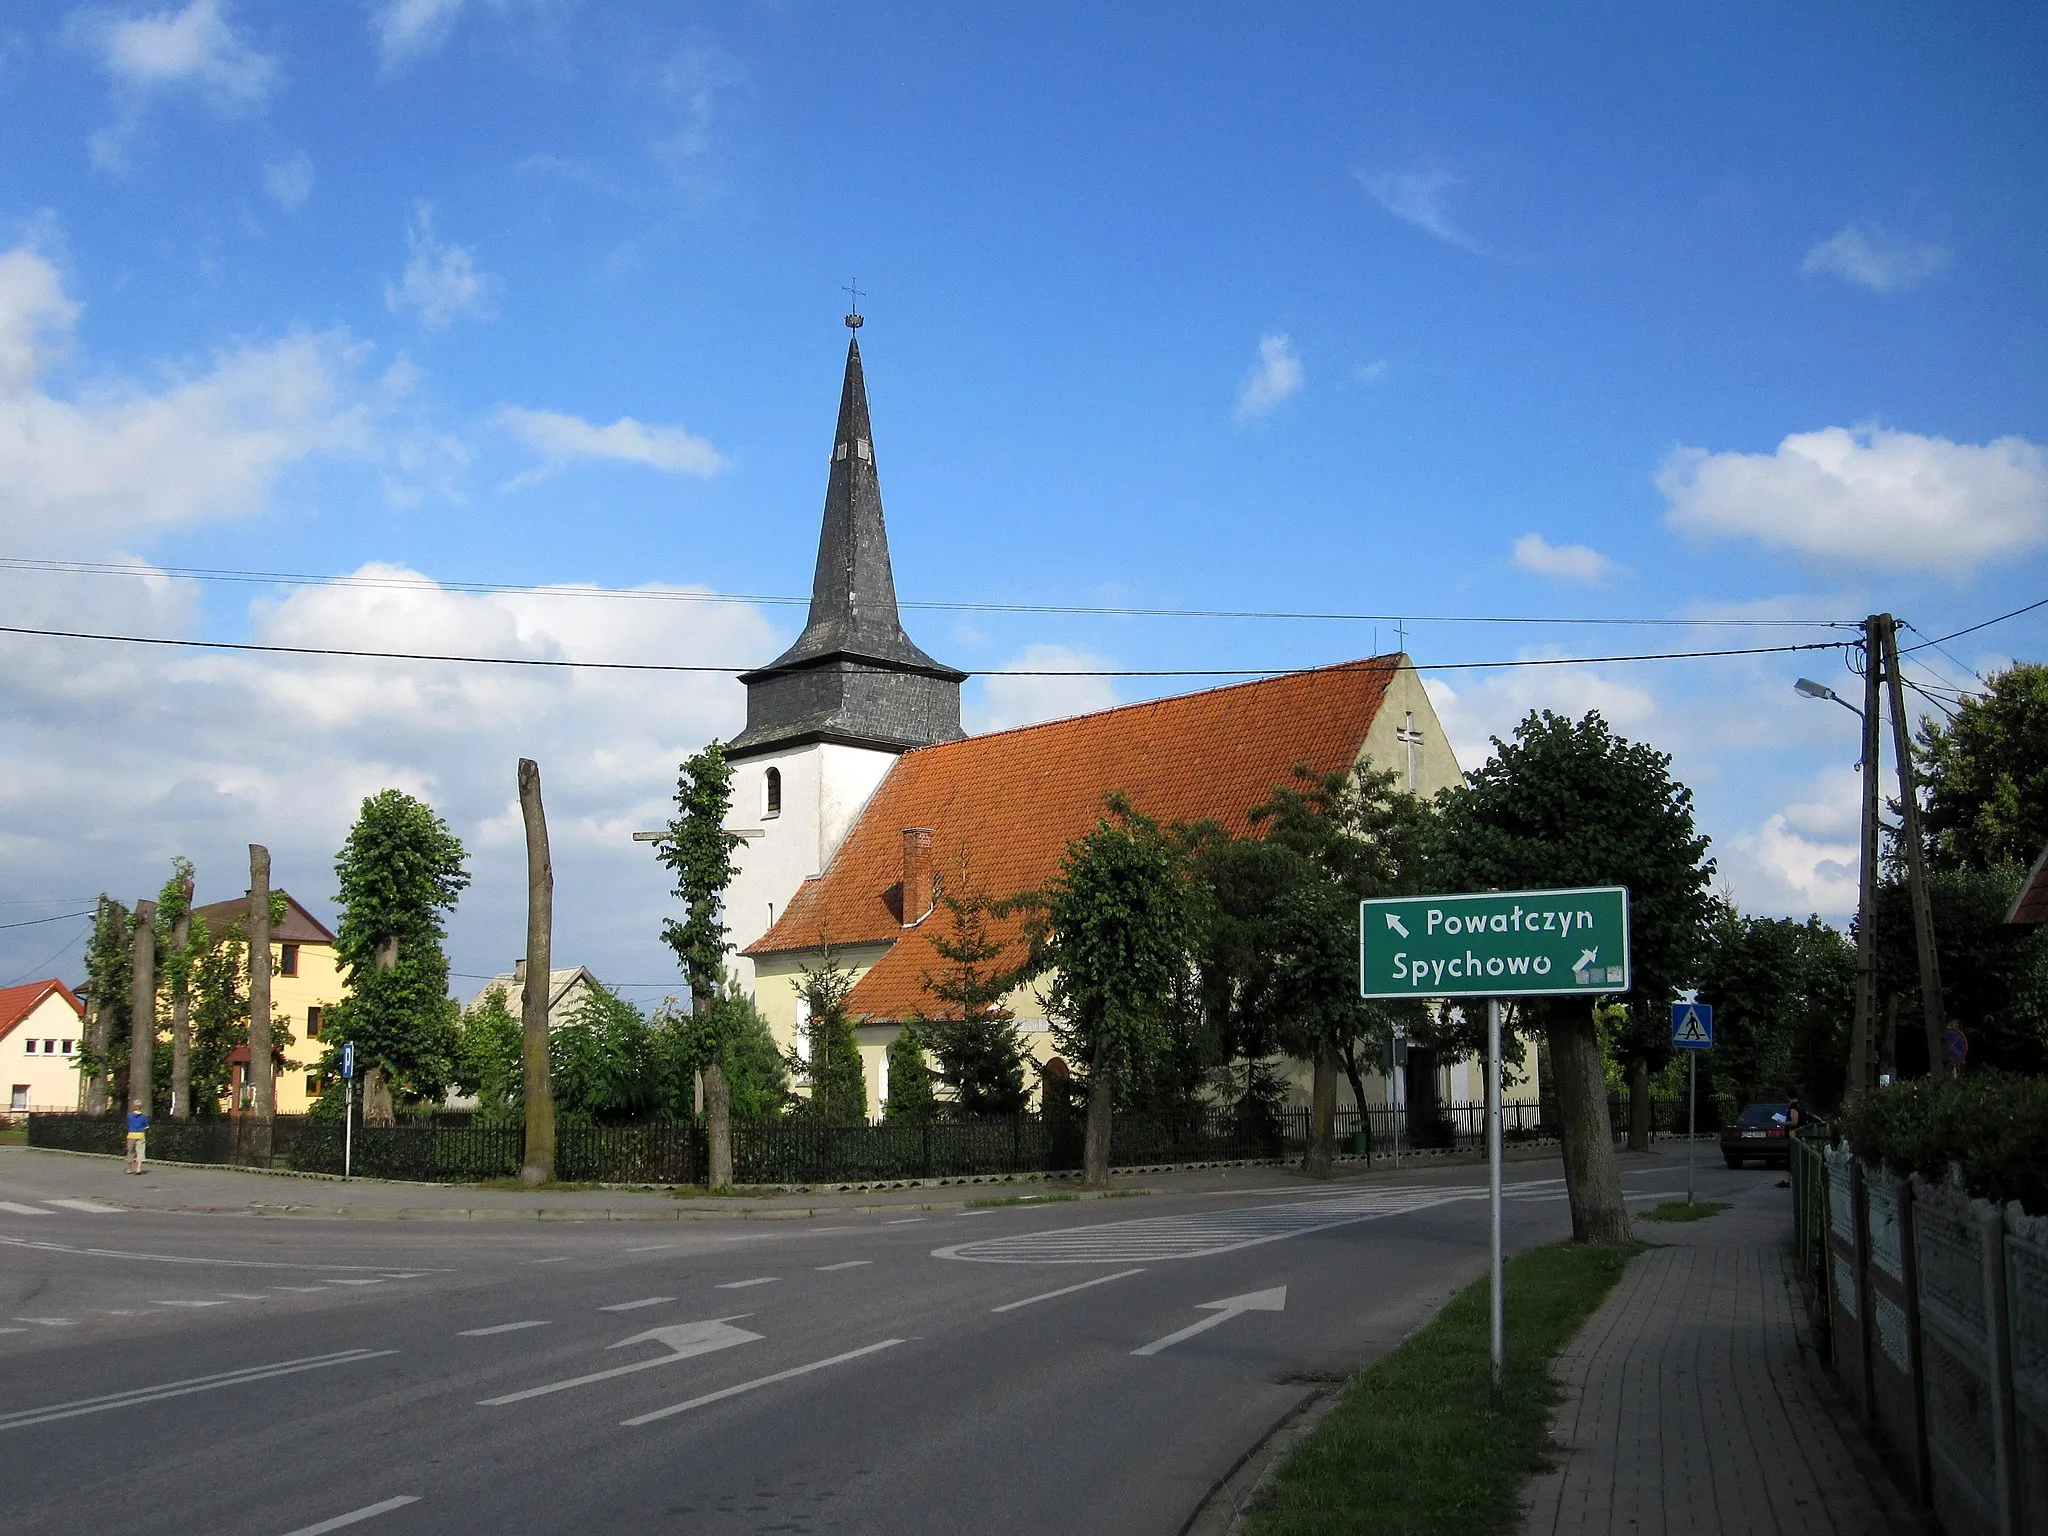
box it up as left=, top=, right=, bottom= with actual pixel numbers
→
left=764, top=767, right=782, bottom=818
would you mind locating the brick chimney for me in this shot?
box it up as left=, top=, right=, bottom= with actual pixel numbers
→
left=901, top=828, right=935, bottom=927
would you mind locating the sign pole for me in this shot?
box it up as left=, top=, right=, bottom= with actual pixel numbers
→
left=342, top=1040, right=355, bottom=1183
left=1687, top=1050, right=1695, bottom=1207
left=1487, top=997, right=1504, bottom=1409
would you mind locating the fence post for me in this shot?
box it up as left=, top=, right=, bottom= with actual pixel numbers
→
left=1985, top=1203, right=2020, bottom=1536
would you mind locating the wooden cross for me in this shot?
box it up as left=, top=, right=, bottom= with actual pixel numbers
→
left=1396, top=711, right=1423, bottom=794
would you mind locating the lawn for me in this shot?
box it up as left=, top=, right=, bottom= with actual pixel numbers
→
left=1242, top=1239, right=1640, bottom=1536
left=1639, top=1200, right=1730, bottom=1223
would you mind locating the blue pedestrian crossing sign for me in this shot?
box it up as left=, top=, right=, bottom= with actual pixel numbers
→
left=1671, top=1002, right=1713, bottom=1051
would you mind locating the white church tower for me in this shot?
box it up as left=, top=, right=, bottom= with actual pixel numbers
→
left=720, top=314, right=965, bottom=992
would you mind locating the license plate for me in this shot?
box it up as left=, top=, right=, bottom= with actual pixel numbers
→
left=1741, top=1130, right=1766, bottom=1139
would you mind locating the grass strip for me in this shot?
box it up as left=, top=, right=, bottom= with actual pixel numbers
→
left=1639, top=1200, right=1729, bottom=1223
left=966, top=1192, right=1080, bottom=1209
left=1242, top=1240, right=1641, bottom=1536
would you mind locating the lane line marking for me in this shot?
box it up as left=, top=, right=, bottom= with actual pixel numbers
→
left=220, top=1293, right=271, bottom=1301
left=0, top=1348, right=395, bottom=1431
left=815, top=1261, right=870, bottom=1272
left=273, top=1286, right=329, bottom=1293
left=278, top=1494, right=421, bottom=1535
left=459, top=1321, right=549, bottom=1337
left=13, top=1316, right=74, bottom=1327
left=625, top=1244, right=678, bottom=1253
left=599, top=1297, right=675, bottom=1312
left=0, top=1326, right=26, bottom=1334
left=956, top=1210, right=994, bottom=1217
left=0, top=1235, right=449, bottom=1273
left=45, top=1199, right=124, bottom=1214
left=884, top=1218, right=925, bottom=1225
left=0, top=1201, right=53, bottom=1215
left=531, top=1257, right=573, bottom=1264
left=715, top=1277, right=777, bottom=1289
left=623, top=1339, right=905, bottom=1426
left=479, top=1320, right=762, bottom=1406
left=990, top=1267, right=1148, bottom=1314
left=152, top=1299, right=229, bottom=1308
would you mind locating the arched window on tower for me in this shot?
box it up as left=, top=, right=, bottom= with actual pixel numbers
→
left=764, top=766, right=782, bottom=818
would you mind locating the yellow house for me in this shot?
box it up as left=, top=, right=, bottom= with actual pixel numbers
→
left=2, top=978, right=87, bottom=1116
left=190, top=891, right=346, bottom=1115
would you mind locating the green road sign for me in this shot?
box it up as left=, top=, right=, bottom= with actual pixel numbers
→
left=1359, top=886, right=1630, bottom=999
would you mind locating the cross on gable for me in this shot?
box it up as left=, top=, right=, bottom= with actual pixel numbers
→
left=1395, top=710, right=1423, bottom=794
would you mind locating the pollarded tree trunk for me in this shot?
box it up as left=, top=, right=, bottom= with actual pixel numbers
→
left=1303, top=1039, right=1339, bottom=1178
left=169, top=897, right=192, bottom=1120
left=704, top=1060, right=733, bottom=1189
left=83, top=897, right=119, bottom=1113
left=127, top=901, right=158, bottom=1117
left=518, top=758, right=556, bottom=1186
left=363, top=935, right=400, bottom=1126
left=1548, top=1001, right=1631, bottom=1243
left=1627, top=1054, right=1651, bottom=1153
left=1082, top=1042, right=1114, bottom=1189
left=248, top=845, right=275, bottom=1119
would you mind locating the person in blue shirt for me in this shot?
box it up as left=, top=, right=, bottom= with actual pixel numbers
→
left=125, top=1107, right=148, bottom=1174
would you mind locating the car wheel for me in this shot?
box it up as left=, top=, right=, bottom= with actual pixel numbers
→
left=1723, top=1155, right=1743, bottom=1169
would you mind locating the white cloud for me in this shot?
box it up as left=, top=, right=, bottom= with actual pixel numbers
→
left=263, top=150, right=313, bottom=210
left=1356, top=167, right=1482, bottom=253
left=1423, top=663, right=1658, bottom=776
left=1353, top=360, right=1388, bottom=383
left=0, top=560, right=781, bottom=994
left=1512, top=533, right=1618, bottom=585
left=370, top=0, right=466, bottom=73
left=1802, top=224, right=1951, bottom=294
left=0, top=244, right=378, bottom=549
left=497, top=406, right=726, bottom=484
left=1234, top=333, right=1302, bottom=421
left=384, top=203, right=496, bottom=329
left=966, top=644, right=1121, bottom=735
left=74, top=0, right=278, bottom=169
left=1660, top=425, right=2048, bottom=577
left=1719, top=766, right=1861, bottom=919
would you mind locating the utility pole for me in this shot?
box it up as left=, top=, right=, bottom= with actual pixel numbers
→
left=1879, top=617, right=1949, bottom=1077
left=1847, top=616, right=1884, bottom=1105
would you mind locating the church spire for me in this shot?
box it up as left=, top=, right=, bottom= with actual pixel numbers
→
left=729, top=324, right=965, bottom=759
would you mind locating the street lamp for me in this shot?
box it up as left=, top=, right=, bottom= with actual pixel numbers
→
left=1794, top=677, right=1864, bottom=719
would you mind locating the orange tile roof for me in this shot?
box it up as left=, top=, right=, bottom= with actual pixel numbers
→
left=0, top=978, right=85, bottom=1040
left=748, top=657, right=1400, bottom=1021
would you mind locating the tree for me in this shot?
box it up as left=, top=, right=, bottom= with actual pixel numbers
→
left=655, top=742, right=746, bottom=1184
left=1918, top=661, right=2048, bottom=874
left=550, top=984, right=656, bottom=1123
left=156, top=859, right=197, bottom=1119
left=1872, top=867, right=2048, bottom=1075
left=184, top=915, right=249, bottom=1116
left=1436, top=710, right=1714, bottom=1243
left=650, top=980, right=791, bottom=1123
left=917, top=853, right=1030, bottom=1117
left=1035, top=794, right=1199, bottom=1188
left=1694, top=904, right=1855, bottom=1111
left=79, top=897, right=132, bottom=1113
left=516, top=757, right=556, bottom=1183
left=326, top=789, right=470, bottom=1123
left=883, top=1022, right=938, bottom=1122
left=455, top=986, right=524, bottom=1124
left=788, top=948, right=867, bottom=1123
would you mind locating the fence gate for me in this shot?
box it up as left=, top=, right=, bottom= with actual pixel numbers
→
left=1912, top=1176, right=2020, bottom=1536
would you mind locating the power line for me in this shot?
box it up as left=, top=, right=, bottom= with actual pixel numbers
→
left=0, top=623, right=1846, bottom=677
left=0, top=556, right=1855, bottom=630
left=1904, top=595, right=2048, bottom=653
left=0, top=910, right=92, bottom=931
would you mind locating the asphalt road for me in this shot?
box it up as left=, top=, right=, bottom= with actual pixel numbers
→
left=0, top=1145, right=1764, bottom=1536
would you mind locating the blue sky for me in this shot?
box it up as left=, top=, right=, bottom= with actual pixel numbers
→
left=1, top=1, right=2043, bottom=997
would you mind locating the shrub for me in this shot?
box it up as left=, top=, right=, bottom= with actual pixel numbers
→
left=1839, top=1069, right=2048, bottom=1213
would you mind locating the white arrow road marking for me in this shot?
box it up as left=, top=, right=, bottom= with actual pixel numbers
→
left=622, top=1339, right=906, bottom=1426
left=278, top=1494, right=421, bottom=1535
left=1385, top=913, right=1409, bottom=938
left=0, top=1201, right=52, bottom=1215
left=478, top=1318, right=763, bottom=1406
left=0, top=1348, right=395, bottom=1431
left=45, top=1199, right=123, bottom=1213
left=1132, top=1286, right=1287, bottom=1357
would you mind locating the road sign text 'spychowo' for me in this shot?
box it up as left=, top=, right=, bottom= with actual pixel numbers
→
left=1359, top=887, right=1631, bottom=1000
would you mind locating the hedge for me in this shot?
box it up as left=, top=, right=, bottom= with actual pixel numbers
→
left=1838, top=1070, right=2048, bottom=1214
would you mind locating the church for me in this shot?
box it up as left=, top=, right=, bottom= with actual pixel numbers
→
left=717, top=320, right=1528, bottom=1123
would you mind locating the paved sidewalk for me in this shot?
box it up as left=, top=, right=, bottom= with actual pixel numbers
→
left=1520, top=1180, right=1929, bottom=1536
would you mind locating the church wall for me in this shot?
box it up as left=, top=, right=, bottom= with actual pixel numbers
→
left=1355, top=659, right=1464, bottom=797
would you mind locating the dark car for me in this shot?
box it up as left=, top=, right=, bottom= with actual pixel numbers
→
left=1721, top=1102, right=1794, bottom=1168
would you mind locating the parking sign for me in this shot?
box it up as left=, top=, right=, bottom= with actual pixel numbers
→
left=342, top=1042, right=355, bottom=1079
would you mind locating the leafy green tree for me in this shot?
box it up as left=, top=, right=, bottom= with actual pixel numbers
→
left=184, top=916, right=248, bottom=1117
left=1872, top=867, right=2048, bottom=1075
left=1694, top=904, right=1855, bottom=1112
left=917, top=853, right=1030, bottom=1116
left=456, top=985, right=524, bottom=1123
left=549, top=984, right=656, bottom=1123
left=324, top=789, right=470, bottom=1122
left=654, top=743, right=746, bottom=1180
left=1036, top=794, right=1200, bottom=1187
left=156, top=859, right=198, bottom=1118
left=650, top=980, right=791, bottom=1122
left=883, top=1022, right=938, bottom=1122
left=1436, top=710, right=1714, bottom=1243
left=79, top=897, right=133, bottom=1113
left=788, top=948, right=868, bottom=1123
left=1918, top=661, right=2048, bottom=874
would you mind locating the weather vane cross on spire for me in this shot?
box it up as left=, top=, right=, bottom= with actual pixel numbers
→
left=843, top=278, right=865, bottom=330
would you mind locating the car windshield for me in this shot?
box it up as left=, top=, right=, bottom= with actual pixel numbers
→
left=1735, top=1103, right=1790, bottom=1128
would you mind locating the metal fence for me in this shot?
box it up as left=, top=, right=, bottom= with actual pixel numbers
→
left=1816, top=1149, right=2042, bottom=1536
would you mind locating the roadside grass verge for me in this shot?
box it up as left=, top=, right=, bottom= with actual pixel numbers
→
left=966, top=1192, right=1080, bottom=1209
left=1242, top=1240, right=1640, bottom=1536
left=474, top=1178, right=607, bottom=1193
left=1639, top=1200, right=1729, bottom=1223
left=0, top=1124, right=26, bottom=1146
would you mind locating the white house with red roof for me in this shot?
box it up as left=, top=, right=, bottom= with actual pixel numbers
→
left=1, top=979, right=87, bottom=1116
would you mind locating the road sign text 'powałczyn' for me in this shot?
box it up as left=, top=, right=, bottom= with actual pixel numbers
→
left=1359, top=887, right=1631, bottom=1000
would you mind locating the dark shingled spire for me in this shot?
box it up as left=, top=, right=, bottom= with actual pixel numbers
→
left=730, top=333, right=965, bottom=758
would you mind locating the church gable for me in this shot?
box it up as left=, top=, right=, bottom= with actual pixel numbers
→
left=747, top=655, right=1424, bottom=1021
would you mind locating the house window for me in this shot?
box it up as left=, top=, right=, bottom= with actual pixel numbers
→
left=307, top=1075, right=323, bottom=1096
left=764, top=767, right=782, bottom=818
left=279, top=943, right=300, bottom=977
left=23, top=1039, right=34, bottom=1055
left=306, top=1005, right=322, bottom=1038
left=9, top=1086, right=26, bottom=1113
left=44, top=1041, right=56, bottom=1054
left=62, top=1040, right=74, bottom=1055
